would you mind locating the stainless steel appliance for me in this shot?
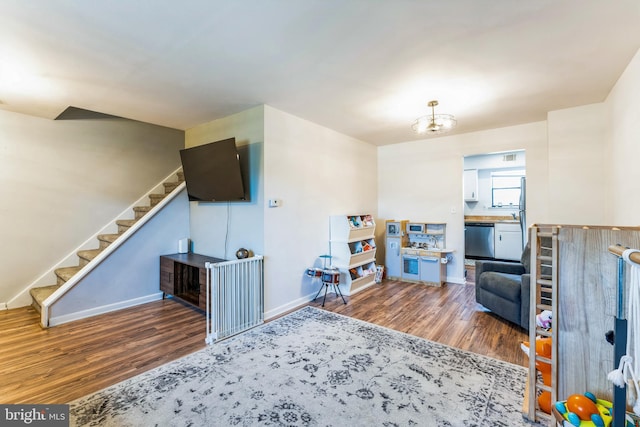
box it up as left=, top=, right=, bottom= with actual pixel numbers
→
left=402, top=254, right=420, bottom=280
left=464, top=222, right=495, bottom=259
left=518, top=176, right=527, bottom=249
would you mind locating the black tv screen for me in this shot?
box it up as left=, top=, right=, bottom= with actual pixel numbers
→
left=179, top=138, right=246, bottom=202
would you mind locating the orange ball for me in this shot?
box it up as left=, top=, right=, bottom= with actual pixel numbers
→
left=566, top=394, right=599, bottom=421
left=538, top=391, right=552, bottom=414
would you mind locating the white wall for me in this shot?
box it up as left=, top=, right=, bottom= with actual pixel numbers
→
left=185, top=105, right=377, bottom=318
left=378, top=88, right=633, bottom=282
left=547, top=103, right=608, bottom=225
left=378, top=122, right=548, bottom=284
left=263, top=105, right=378, bottom=317
left=0, top=109, right=184, bottom=305
left=606, top=48, right=640, bottom=226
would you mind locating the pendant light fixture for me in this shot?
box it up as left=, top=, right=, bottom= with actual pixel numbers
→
left=412, top=100, right=457, bottom=135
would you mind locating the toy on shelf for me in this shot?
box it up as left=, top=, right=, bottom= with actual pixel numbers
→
left=554, top=392, right=613, bottom=427
left=522, top=336, right=553, bottom=414
left=536, top=309, right=552, bottom=329
left=348, top=216, right=362, bottom=228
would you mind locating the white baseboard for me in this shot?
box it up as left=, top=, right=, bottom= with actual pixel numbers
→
left=447, top=276, right=466, bottom=285
left=264, top=291, right=320, bottom=320
left=48, top=292, right=164, bottom=327
left=264, top=281, right=383, bottom=320
left=0, top=302, right=7, bottom=310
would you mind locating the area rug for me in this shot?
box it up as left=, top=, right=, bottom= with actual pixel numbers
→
left=69, top=306, right=541, bottom=426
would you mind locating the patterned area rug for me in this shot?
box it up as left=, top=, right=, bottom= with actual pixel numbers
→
left=70, top=307, right=541, bottom=426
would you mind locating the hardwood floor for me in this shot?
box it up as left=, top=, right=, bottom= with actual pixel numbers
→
left=0, top=279, right=527, bottom=404
left=0, top=298, right=206, bottom=404
left=309, top=279, right=528, bottom=367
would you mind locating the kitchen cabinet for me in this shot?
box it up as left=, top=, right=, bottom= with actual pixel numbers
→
left=494, top=222, right=522, bottom=261
left=463, top=169, right=479, bottom=202
left=330, top=215, right=377, bottom=295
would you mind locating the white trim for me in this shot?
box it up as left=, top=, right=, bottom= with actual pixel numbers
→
left=47, top=292, right=164, bottom=327
left=8, top=167, right=184, bottom=311
left=0, top=302, right=7, bottom=310
left=447, top=275, right=466, bottom=285
left=264, top=291, right=320, bottom=320
left=264, top=279, right=377, bottom=320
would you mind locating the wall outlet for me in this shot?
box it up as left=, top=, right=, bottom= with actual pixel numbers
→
left=450, top=206, right=457, bottom=214
left=268, top=199, right=280, bottom=208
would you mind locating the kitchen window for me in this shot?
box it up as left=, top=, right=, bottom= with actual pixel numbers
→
left=491, top=170, right=524, bottom=208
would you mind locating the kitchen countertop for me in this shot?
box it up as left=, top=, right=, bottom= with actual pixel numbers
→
left=464, top=215, right=519, bottom=224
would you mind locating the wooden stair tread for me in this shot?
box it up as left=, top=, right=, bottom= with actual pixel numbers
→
left=149, top=194, right=166, bottom=207
left=77, top=248, right=102, bottom=267
left=163, top=182, right=180, bottom=193
left=30, top=285, right=60, bottom=304
left=97, top=233, right=119, bottom=243
left=55, top=266, right=82, bottom=282
left=77, top=249, right=102, bottom=260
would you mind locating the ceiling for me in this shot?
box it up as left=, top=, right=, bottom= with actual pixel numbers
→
left=0, top=1, right=639, bottom=146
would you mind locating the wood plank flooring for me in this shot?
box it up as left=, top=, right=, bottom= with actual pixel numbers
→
left=0, top=298, right=206, bottom=404
left=0, top=278, right=527, bottom=404
left=309, top=279, right=528, bottom=367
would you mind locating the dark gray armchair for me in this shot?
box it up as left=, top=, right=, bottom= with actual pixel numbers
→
left=475, top=244, right=531, bottom=330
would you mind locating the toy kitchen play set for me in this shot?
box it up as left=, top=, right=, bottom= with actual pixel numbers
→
left=385, top=220, right=453, bottom=286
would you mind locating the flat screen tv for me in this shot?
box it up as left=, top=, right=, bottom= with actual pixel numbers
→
left=179, top=137, right=246, bottom=202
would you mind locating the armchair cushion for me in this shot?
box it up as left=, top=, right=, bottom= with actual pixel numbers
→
left=480, top=272, right=522, bottom=301
left=475, top=260, right=525, bottom=284
left=475, top=257, right=530, bottom=330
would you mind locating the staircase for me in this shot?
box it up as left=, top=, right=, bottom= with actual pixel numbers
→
left=29, top=171, right=185, bottom=316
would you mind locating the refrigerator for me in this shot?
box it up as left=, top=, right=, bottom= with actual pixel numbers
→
left=518, top=176, right=527, bottom=249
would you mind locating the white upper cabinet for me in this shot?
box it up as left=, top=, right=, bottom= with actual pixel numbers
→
left=463, top=169, right=479, bottom=202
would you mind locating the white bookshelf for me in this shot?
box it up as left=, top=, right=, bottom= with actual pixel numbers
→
left=329, top=214, right=377, bottom=295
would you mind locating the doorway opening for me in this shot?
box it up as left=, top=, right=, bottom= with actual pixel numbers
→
left=463, top=150, right=527, bottom=283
